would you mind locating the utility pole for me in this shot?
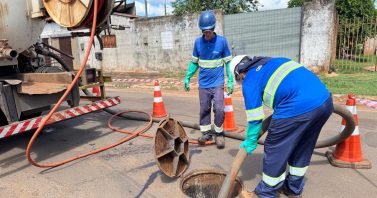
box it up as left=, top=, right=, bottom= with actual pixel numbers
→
left=144, top=0, right=148, bottom=17
left=164, top=0, right=167, bottom=16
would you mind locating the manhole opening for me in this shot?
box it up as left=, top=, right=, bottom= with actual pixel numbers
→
left=181, top=170, right=243, bottom=198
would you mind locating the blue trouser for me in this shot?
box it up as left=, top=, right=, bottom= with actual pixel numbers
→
left=199, top=86, right=225, bottom=134
left=255, top=97, right=333, bottom=198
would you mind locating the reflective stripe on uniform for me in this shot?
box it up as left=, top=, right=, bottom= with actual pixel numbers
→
left=200, top=124, right=211, bottom=132
left=246, top=106, right=264, bottom=122
left=214, top=125, right=223, bottom=133
left=223, top=55, right=233, bottom=63
left=262, top=172, right=286, bottom=187
left=191, top=56, right=199, bottom=63
left=198, top=59, right=224, bottom=68
left=263, top=61, right=302, bottom=108
left=288, top=165, right=308, bottom=177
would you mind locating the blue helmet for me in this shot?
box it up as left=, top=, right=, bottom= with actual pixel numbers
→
left=198, top=11, right=216, bottom=31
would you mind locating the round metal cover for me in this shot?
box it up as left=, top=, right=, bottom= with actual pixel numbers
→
left=180, top=169, right=244, bottom=198
left=154, top=118, right=189, bottom=178
left=43, top=0, right=93, bottom=28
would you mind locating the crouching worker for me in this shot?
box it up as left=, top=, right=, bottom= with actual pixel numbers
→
left=229, top=56, right=333, bottom=198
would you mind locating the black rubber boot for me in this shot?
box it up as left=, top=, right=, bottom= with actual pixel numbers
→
left=277, top=188, right=303, bottom=198
left=198, top=132, right=213, bottom=145
left=214, top=132, right=225, bottom=149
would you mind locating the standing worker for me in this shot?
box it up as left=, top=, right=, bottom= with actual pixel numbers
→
left=183, top=11, right=233, bottom=148
left=228, top=56, right=333, bottom=198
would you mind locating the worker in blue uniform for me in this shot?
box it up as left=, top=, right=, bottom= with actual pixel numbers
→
left=229, top=56, right=333, bottom=198
left=183, top=11, right=233, bottom=149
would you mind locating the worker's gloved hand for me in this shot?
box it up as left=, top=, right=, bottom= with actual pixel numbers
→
left=183, top=61, right=199, bottom=92
left=226, top=78, right=234, bottom=95
left=240, top=123, right=261, bottom=154
left=184, top=78, right=190, bottom=92
left=225, top=61, right=234, bottom=94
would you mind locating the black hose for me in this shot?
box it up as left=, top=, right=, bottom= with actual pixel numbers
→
left=43, top=50, right=93, bottom=96
left=40, top=43, right=74, bottom=59
left=109, top=104, right=355, bottom=149
left=209, top=104, right=355, bottom=149
left=42, top=51, right=73, bottom=75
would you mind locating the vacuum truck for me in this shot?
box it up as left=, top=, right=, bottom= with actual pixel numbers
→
left=0, top=0, right=118, bottom=138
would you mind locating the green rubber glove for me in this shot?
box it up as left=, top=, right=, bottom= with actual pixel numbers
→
left=240, top=123, right=261, bottom=154
left=184, top=61, right=199, bottom=92
left=225, top=62, right=234, bottom=94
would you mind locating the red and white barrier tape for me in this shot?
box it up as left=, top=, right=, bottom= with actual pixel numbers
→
left=0, top=97, right=121, bottom=139
left=112, top=78, right=199, bottom=86
left=356, top=98, right=377, bottom=110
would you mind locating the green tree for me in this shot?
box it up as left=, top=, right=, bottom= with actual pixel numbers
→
left=336, top=0, right=376, bottom=21
left=287, top=0, right=303, bottom=8
left=288, top=0, right=376, bottom=20
left=172, top=0, right=260, bottom=15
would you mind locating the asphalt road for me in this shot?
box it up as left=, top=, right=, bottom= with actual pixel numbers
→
left=0, top=88, right=376, bottom=197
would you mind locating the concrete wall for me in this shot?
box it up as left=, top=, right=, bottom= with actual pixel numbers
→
left=300, top=0, right=337, bottom=71
left=71, top=6, right=338, bottom=72
left=91, top=11, right=224, bottom=73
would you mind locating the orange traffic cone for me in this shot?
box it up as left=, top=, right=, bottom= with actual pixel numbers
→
left=326, top=94, right=372, bottom=169
left=223, top=91, right=244, bottom=133
left=92, top=86, right=100, bottom=96
left=152, top=80, right=168, bottom=118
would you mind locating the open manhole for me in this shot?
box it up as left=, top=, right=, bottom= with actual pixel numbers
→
left=180, top=169, right=244, bottom=198
left=154, top=118, right=190, bottom=177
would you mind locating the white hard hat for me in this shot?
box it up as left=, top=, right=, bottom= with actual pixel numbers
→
left=229, top=55, right=248, bottom=85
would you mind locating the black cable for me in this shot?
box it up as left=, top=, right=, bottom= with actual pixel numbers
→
left=40, top=42, right=74, bottom=59
left=113, top=0, right=125, bottom=12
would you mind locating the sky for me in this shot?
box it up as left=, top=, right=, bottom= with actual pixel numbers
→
left=129, top=0, right=290, bottom=17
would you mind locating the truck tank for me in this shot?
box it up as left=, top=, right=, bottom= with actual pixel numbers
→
left=0, top=0, right=45, bottom=66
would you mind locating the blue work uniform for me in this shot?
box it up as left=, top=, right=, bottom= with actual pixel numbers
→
left=242, top=57, right=333, bottom=197
left=191, top=33, right=232, bottom=133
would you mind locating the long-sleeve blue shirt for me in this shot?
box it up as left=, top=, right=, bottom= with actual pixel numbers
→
left=242, top=57, right=330, bottom=126
left=191, top=34, right=232, bottom=88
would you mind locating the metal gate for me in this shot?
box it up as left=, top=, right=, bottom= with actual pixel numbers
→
left=331, top=17, right=377, bottom=73
left=224, top=7, right=302, bottom=62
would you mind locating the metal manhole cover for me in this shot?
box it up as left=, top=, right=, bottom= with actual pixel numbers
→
left=154, top=118, right=189, bottom=177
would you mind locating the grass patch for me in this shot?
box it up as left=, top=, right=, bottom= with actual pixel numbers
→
left=332, top=55, right=377, bottom=74
left=320, top=72, right=377, bottom=96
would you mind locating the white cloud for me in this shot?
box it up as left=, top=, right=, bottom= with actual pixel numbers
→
left=134, top=0, right=173, bottom=17
left=258, top=0, right=290, bottom=11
